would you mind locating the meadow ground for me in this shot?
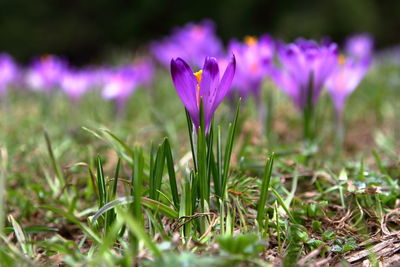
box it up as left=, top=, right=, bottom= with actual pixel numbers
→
left=0, top=57, right=399, bottom=266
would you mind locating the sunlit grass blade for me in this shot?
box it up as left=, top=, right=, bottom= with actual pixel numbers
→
left=92, top=197, right=179, bottom=223
left=93, top=218, right=123, bottom=263
left=221, top=99, right=241, bottom=200
left=117, top=208, right=162, bottom=259
left=0, top=234, right=36, bottom=266
left=256, top=153, right=274, bottom=232
left=105, top=157, right=121, bottom=231
left=96, top=156, right=106, bottom=209
left=44, top=131, right=65, bottom=189
left=8, top=215, right=33, bottom=257
left=102, top=129, right=134, bottom=157
left=271, top=189, right=297, bottom=224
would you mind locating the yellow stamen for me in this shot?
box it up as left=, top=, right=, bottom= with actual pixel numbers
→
left=338, top=55, right=346, bottom=65
left=194, top=70, right=203, bottom=84
left=193, top=70, right=203, bottom=108
left=244, top=36, right=257, bottom=46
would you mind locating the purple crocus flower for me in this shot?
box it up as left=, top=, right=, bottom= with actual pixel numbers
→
left=271, top=39, right=338, bottom=110
left=0, top=53, right=19, bottom=94
left=345, top=34, right=374, bottom=62
left=327, top=56, right=369, bottom=117
left=170, top=55, right=236, bottom=131
left=102, top=66, right=139, bottom=112
left=60, top=69, right=94, bottom=102
left=131, top=58, right=154, bottom=87
left=152, top=20, right=224, bottom=68
left=25, top=55, right=67, bottom=92
left=228, top=35, right=274, bottom=100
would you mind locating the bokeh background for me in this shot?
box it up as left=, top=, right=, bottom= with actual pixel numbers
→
left=1, top=0, right=399, bottom=64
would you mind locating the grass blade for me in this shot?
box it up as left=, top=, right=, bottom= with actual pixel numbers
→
left=111, top=158, right=121, bottom=199
left=117, top=208, right=162, bottom=259
left=150, top=143, right=165, bottom=201
left=96, top=156, right=106, bottom=209
left=271, top=189, right=297, bottom=224
left=102, top=129, right=134, bottom=157
left=185, top=109, right=197, bottom=172
left=221, top=99, right=241, bottom=200
left=256, top=153, right=275, bottom=231
left=41, top=205, right=102, bottom=243
left=44, top=131, right=65, bottom=189
left=8, top=215, right=33, bottom=257
left=163, top=138, right=179, bottom=210
left=132, top=148, right=144, bottom=224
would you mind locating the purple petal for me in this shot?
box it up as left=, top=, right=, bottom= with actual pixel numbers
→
left=170, top=58, right=199, bottom=125
left=327, top=59, right=368, bottom=112
left=270, top=67, right=301, bottom=109
left=212, top=55, right=236, bottom=112
left=199, top=57, right=220, bottom=124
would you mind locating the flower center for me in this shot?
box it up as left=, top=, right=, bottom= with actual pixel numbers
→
left=194, top=70, right=203, bottom=108
left=338, top=55, right=346, bottom=66
left=245, top=36, right=257, bottom=46
left=194, top=70, right=203, bottom=84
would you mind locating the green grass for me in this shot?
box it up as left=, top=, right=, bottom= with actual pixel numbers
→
left=0, top=59, right=399, bottom=266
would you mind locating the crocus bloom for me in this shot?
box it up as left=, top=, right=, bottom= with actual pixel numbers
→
left=102, top=66, right=139, bottom=111
left=0, top=53, right=19, bottom=94
left=345, top=34, right=374, bottom=62
left=25, top=55, right=67, bottom=92
left=60, top=69, right=94, bottom=102
left=271, top=39, right=338, bottom=110
left=228, top=35, right=274, bottom=99
left=170, top=56, right=236, bottom=131
left=131, top=58, right=154, bottom=87
left=152, top=20, right=224, bottom=68
left=326, top=56, right=369, bottom=116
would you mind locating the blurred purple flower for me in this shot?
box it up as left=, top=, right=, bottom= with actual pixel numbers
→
left=170, top=55, right=236, bottom=131
left=228, top=35, right=274, bottom=100
left=61, top=69, right=94, bottom=102
left=345, top=33, right=374, bottom=62
left=102, top=67, right=138, bottom=109
left=327, top=56, right=369, bottom=116
left=151, top=20, right=224, bottom=68
left=0, top=53, right=19, bottom=94
left=102, top=58, right=154, bottom=110
left=271, top=39, right=338, bottom=110
left=25, top=55, right=67, bottom=92
left=131, top=58, right=154, bottom=87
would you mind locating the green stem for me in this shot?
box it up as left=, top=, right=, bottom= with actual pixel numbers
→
left=303, top=74, right=315, bottom=143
